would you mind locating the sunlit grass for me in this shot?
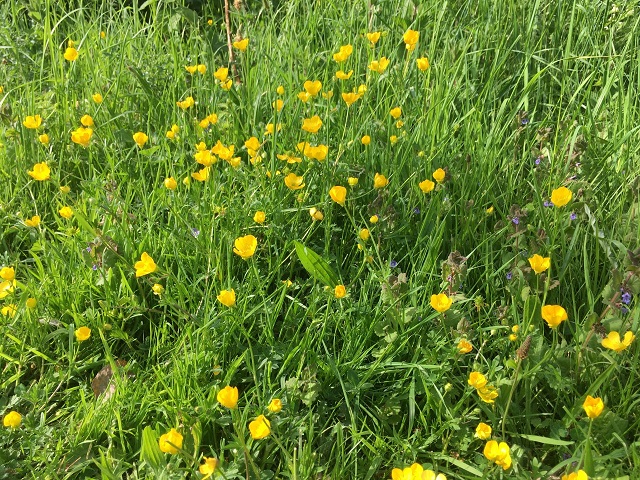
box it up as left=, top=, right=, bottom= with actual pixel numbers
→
left=0, top=0, right=639, bottom=478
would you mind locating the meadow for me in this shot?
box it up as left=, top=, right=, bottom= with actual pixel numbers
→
left=0, top=0, right=639, bottom=478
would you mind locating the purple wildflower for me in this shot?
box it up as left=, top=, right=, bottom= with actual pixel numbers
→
left=413, top=207, right=420, bottom=214
left=543, top=201, right=553, bottom=207
left=512, top=217, right=520, bottom=225
left=506, top=272, right=513, bottom=280
left=570, top=212, right=577, bottom=221
left=390, top=260, right=398, bottom=268
left=190, top=227, right=200, bottom=238
left=621, top=291, right=632, bottom=305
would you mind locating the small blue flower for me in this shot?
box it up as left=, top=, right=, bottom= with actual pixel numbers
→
left=506, top=272, right=513, bottom=280
left=535, top=157, right=541, bottom=165
left=570, top=212, right=577, bottom=221
left=511, top=217, right=519, bottom=225
left=543, top=201, right=553, bottom=207
left=621, top=291, right=632, bottom=305
left=413, top=207, right=420, bottom=214
left=390, top=260, right=398, bottom=268
left=190, top=227, right=200, bottom=238
left=92, top=264, right=98, bottom=271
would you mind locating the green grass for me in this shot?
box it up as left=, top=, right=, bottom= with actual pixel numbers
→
left=1, top=0, right=639, bottom=478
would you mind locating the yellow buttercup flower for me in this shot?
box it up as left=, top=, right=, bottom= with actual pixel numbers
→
left=601, top=331, right=635, bottom=352
left=234, top=235, right=257, bottom=259
left=284, top=173, right=305, bottom=190
left=166, top=124, right=180, bottom=140
left=389, top=135, right=398, bottom=144
left=61, top=186, right=70, bottom=194
left=302, top=115, right=322, bottom=133
left=211, top=141, right=235, bottom=161
left=391, top=463, right=447, bottom=480
left=80, top=114, right=94, bottom=127
left=430, top=293, right=452, bottom=312
left=335, top=70, right=353, bottom=80
left=361, top=135, right=371, bottom=145
left=214, top=67, right=229, bottom=82
left=475, top=422, right=492, bottom=440
left=277, top=153, right=302, bottom=164
left=390, top=107, right=402, bottom=119
left=152, top=284, right=164, bottom=296
left=3, top=411, right=22, bottom=429
left=477, top=385, right=499, bottom=404
left=253, top=211, right=266, bottom=224
left=23, top=115, right=42, bottom=129
left=419, top=179, right=435, bottom=193
left=245, top=137, right=261, bottom=151
left=92, top=93, right=103, bottom=103
left=134, top=252, right=157, bottom=277
left=416, top=57, right=430, bottom=71
left=249, top=415, right=271, bottom=440
left=217, top=289, right=236, bottom=307
left=341, top=92, right=362, bottom=106
left=0, top=281, right=16, bottom=299
left=159, top=428, right=183, bottom=454
left=329, top=186, right=347, bottom=206
left=1, top=304, right=17, bottom=318
left=191, top=167, right=210, bottom=182
left=457, top=339, right=473, bottom=354
left=59, top=206, right=73, bottom=219
left=194, top=150, right=215, bottom=166
left=373, top=173, right=389, bottom=189
left=217, top=386, right=239, bottom=409
left=38, top=133, right=49, bottom=144
left=551, top=186, right=572, bottom=207
left=28, top=162, right=50, bottom=181
left=199, top=457, right=218, bottom=479
left=133, top=132, right=148, bottom=148
left=483, top=440, right=512, bottom=470
left=268, top=398, right=283, bottom=413
left=64, top=47, right=78, bottom=61
left=303, top=80, right=322, bottom=96
left=0, top=267, right=15, bottom=281
left=369, top=215, right=378, bottom=224
left=297, top=91, right=311, bottom=103
left=433, top=168, right=446, bottom=183
left=25, top=215, right=41, bottom=227
left=309, top=207, right=324, bottom=221
left=541, top=305, right=568, bottom=328
left=368, top=57, right=389, bottom=73
left=403, top=29, right=420, bottom=51
left=75, top=326, right=91, bottom=342
left=468, top=372, right=487, bottom=389
left=233, top=37, right=249, bottom=51
left=276, top=85, right=285, bottom=95
left=348, top=177, right=359, bottom=186
left=528, top=254, right=550, bottom=274
left=273, top=99, right=284, bottom=111
left=561, top=470, right=588, bottom=480
left=164, top=177, right=177, bottom=190
left=332, top=44, right=353, bottom=63
left=71, top=127, right=93, bottom=147
left=176, top=96, right=195, bottom=110
left=365, top=31, right=381, bottom=45
left=583, top=395, right=604, bottom=419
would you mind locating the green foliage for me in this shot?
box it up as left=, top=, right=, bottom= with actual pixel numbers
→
left=0, top=0, right=639, bottom=478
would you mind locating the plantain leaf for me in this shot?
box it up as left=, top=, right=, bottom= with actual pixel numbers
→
left=294, top=241, right=339, bottom=288
left=140, top=426, right=165, bottom=471
left=518, top=434, right=573, bottom=446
